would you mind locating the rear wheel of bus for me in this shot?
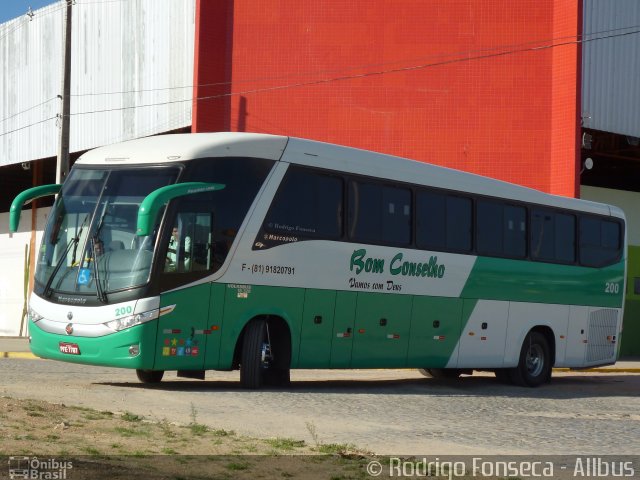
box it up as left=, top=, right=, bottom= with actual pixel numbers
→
left=508, top=331, right=552, bottom=387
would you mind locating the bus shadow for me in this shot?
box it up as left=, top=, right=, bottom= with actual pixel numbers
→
left=100, top=373, right=638, bottom=399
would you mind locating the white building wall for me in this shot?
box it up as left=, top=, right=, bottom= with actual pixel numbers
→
left=0, top=208, right=50, bottom=336
left=582, top=0, right=640, bottom=137
left=0, top=0, right=195, bottom=167
left=0, top=0, right=195, bottom=336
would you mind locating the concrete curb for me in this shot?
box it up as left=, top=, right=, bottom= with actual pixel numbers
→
left=0, top=352, right=38, bottom=359
left=553, top=367, right=640, bottom=373
left=0, top=352, right=638, bottom=373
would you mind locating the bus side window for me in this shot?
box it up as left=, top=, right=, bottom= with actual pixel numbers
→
left=580, top=216, right=621, bottom=267
left=264, top=166, right=343, bottom=240
left=164, top=212, right=214, bottom=274
left=348, top=181, right=411, bottom=246
left=531, top=209, right=576, bottom=264
left=477, top=200, right=525, bottom=259
left=416, top=191, right=472, bottom=253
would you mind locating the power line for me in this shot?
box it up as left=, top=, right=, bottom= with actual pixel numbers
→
left=67, top=24, right=640, bottom=98
left=2, top=24, right=640, bottom=137
left=0, top=98, right=57, bottom=125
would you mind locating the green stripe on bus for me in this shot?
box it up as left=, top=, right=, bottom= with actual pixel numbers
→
left=461, top=256, right=624, bottom=308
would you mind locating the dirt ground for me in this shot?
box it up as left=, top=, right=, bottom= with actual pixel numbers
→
left=0, top=395, right=374, bottom=479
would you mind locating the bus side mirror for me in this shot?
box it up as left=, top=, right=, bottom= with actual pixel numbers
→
left=136, top=182, right=225, bottom=236
left=9, top=184, right=62, bottom=233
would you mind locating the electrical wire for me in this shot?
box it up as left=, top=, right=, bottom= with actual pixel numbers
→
left=1, top=10, right=639, bottom=137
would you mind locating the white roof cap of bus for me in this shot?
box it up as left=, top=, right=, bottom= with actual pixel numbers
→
left=76, top=132, right=289, bottom=165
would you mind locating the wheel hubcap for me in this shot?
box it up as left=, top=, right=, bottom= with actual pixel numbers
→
left=260, top=342, right=272, bottom=368
left=526, top=344, right=544, bottom=377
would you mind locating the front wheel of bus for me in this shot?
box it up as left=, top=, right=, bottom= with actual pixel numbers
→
left=136, top=369, right=164, bottom=384
left=240, top=319, right=271, bottom=389
left=509, top=332, right=552, bottom=387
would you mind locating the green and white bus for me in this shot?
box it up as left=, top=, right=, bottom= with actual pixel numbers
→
left=10, top=133, right=626, bottom=388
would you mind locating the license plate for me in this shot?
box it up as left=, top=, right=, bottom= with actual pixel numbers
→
left=59, top=342, right=81, bottom=355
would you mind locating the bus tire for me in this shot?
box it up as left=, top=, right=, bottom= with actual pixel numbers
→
left=265, top=367, right=291, bottom=387
left=509, top=331, right=552, bottom=387
left=240, top=319, right=269, bottom=389
left=136, top=369, right=164, bottom=383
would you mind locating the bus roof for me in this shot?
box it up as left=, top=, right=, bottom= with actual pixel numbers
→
left=76, top=132, right=289, bottom=165
left=76, top=132, right=623, bottom=220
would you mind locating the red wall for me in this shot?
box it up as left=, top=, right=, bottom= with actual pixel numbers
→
left=193, top=1, right=580, bottom=197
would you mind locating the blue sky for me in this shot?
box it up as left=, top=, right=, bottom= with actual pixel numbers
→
left=0, top=0, right=57, bottom=24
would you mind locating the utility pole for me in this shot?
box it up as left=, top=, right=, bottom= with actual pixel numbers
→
left=56, top=0, right=72, bottom=184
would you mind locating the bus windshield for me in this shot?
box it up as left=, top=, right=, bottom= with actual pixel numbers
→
left=35, top=166, right=180, bottom=300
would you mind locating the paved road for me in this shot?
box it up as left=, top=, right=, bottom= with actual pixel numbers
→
left=1, top=358, right=639, bottom=455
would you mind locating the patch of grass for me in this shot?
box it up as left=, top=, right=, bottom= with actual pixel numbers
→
left=159, top=419, right=176, bottom=439
left=162, top=447, right=178, bottom=454
left=122, top=411, right=143, bottom=422
left=82, top=446, right=101, bottom=455
left=188, top=423, right=208, bottom=436
left=306, top=421, right=320, bottom=447
left=211, top=428, right=235, bottom=437
left=82, top=410, right=113, bottom=421
left=114, top=426, right=148, bottom=437
left=23, top=402, right=47, bottom=412
left=226, top=461, right=249, bottom=471
left=187, top=403, right=208, bottom=436
left=316, top=443, right=353, bottom=456
left=265, top=437, right=306, bottom=451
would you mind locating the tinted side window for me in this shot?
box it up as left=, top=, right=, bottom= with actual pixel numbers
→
left=477, top=200, right=526, bottom=258
left=531, top=210, right=576, bottom=263
left=161, top=156, right=274, bottom=284
left=416, top=191, right=472, bottom=252
left=580, top=216, right=622, bottom=267
left=348, top=181, right=411, bottom=245
left=264, top=166, right=343, bottom=239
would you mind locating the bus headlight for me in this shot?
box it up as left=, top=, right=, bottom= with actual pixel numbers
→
left=28, top=307, right=44, bottom=323
left=105, top=309, right=158, bottom=332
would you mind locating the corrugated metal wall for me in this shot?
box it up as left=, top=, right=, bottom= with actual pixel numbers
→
left=582, top=0, right=640, bottom=137
left=0, top=0, right=195, bottom=167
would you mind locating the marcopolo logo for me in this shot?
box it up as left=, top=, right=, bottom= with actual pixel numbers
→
left=350, top=248, right=445, bottom=279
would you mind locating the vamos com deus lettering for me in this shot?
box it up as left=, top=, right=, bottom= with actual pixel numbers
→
left=349, top=248, right=446, bottom=290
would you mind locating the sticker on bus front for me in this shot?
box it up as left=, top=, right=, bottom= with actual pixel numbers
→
left=59, top=342, right=81, bottom=355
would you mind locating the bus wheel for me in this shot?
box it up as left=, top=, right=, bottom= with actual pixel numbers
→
left=509, top=332, right=552, bottom=387
left=136, top=369, right=164, bottom=383
left=240, top=319, right=272, bottom=389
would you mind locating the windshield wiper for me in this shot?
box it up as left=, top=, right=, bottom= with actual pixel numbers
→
left=43, top=215, right=89, bottom=298
left=91, top=201, right=109, bottom=303
left=91, top=237, right=107, bottom=303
